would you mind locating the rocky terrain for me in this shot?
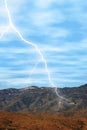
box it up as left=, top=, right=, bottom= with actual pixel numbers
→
left=0, top=84, right=87, bottom=112
left=0, top=110, right=87, bottom=130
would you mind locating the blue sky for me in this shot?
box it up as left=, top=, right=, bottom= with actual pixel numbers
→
left=0, top=0, right=87, bottom=89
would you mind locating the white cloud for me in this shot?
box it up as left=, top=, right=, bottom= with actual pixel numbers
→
left=35, top=0, right=53, bottom=8
left=39, top=45, right=65, bottom=52
left=35, top=0, right=67, bottom=8
left=30, top=9, right=65, bottom=27
left=64, top=0, right=87, bottom=27
left=0, top=46, right=34, bottom=54
left=0, top=6, right=8, bottom=25
left=30, top=11, right=52, bottom=26
left=45, top=27, right=69, bottom=38
left=79, top=38, right=87, bottom=48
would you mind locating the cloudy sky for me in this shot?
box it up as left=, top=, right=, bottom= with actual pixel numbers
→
left=0, top=0, right=87, bottom=89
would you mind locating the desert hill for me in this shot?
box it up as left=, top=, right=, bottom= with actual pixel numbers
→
left=0, top=84, right=87, bottom=112
left=0, top=110, right=87, bottom=130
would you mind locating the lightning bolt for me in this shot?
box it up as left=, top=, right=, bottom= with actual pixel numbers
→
left=0, top=0, right=73, bottom=105
left=4, top=0, right=55, bottom=86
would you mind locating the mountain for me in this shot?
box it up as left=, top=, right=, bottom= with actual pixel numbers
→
left=0, top=84, right=87, bottom=112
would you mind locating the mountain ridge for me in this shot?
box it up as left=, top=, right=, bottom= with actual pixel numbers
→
left=0, top=84, right=87, bottom=112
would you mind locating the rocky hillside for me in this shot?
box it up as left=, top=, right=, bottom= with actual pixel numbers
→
left=0, top=84, right=87, bottom=112
left=0, top=111, right=87, bottom=130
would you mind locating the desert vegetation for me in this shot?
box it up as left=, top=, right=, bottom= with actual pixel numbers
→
left=0, top=110, right=87, bottom=130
